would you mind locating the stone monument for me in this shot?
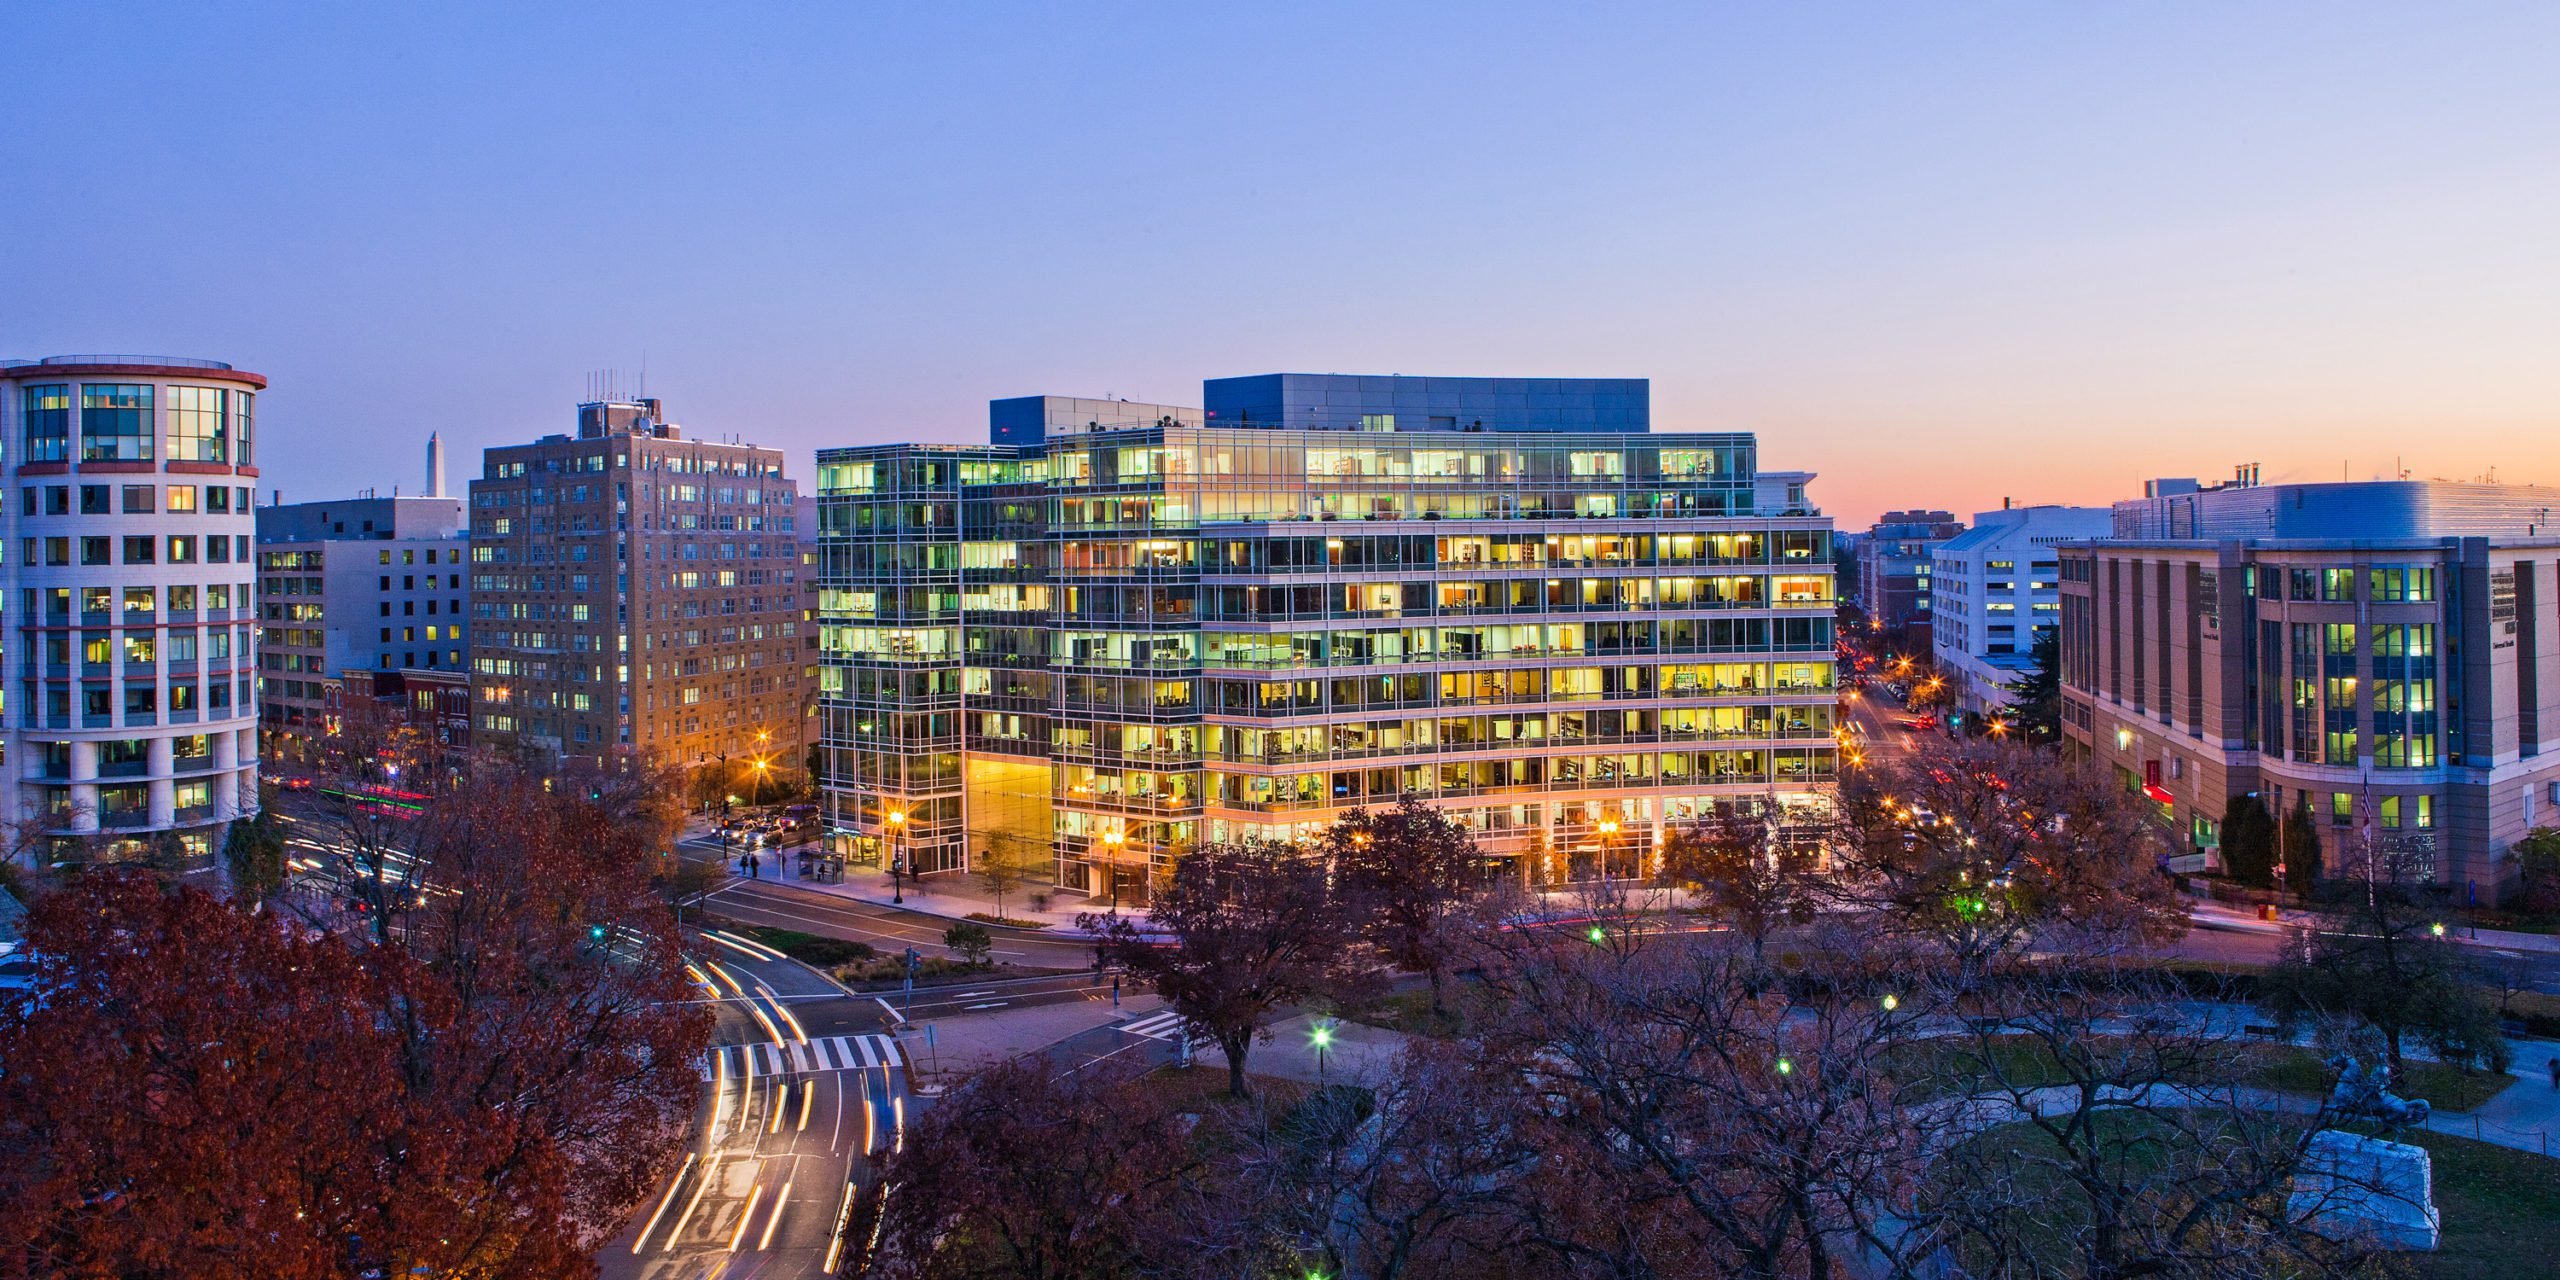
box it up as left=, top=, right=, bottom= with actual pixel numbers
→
left=2287, top=1128, right=2439, bottom=1251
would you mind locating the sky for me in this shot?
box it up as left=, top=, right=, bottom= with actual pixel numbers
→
left=5, top=2, right=2558, bottom=528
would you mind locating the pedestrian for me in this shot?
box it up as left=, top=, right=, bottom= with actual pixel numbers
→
left=1111, top=975, right=1121, bottom=1009
left=739, top=852, right=751, bottom=875
left=749, top=853, right=761, bottom=880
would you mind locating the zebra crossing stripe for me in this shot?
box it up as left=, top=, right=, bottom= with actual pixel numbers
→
left=1118, top=1011, right=1184, bottom=1040
left=699, top=1034, right=908, bottom=1081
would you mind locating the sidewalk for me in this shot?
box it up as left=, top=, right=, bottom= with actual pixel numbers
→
left=691, top=820, right=1106, bottom=935
left=2187, top=895, right=2560, bottom=955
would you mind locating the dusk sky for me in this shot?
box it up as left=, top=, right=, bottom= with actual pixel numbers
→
left=6, top=2, right=2558, bottom=527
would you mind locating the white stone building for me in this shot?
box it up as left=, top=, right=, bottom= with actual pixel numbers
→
left=1930, top=503, right=2112, bottom=715
left=0, top=356, right=263, bottom=865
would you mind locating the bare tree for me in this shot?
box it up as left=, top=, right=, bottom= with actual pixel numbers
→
left=978, top=828, right=1034, bottom=924
left=1085, top=840, right=1373, bottom=1099
left=871, top=1054, right=1210, bottom=1280
left=1458, top=920, right=1940, bottom=1279
left=1910, top=942, right=2396, bottom=1280
left=2259, top=845, right=2512, bottom=1087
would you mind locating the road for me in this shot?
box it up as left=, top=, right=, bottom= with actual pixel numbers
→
left=675, top=833, right=1103, bottom=970
left=599, top=934, right=908, bottom=1280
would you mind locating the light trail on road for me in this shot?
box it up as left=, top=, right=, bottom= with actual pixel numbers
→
left=629, top=1153, right=693, bottom=1254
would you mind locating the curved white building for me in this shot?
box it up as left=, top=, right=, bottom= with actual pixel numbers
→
left=0, top=356, right=262, bottom=865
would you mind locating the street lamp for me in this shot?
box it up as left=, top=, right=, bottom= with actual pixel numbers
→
left=1310, top=1018, right=1337, bottom=1086
left=1100, top=830, right=1126, bottom=915
left=886, top=809, right=907, bottom=904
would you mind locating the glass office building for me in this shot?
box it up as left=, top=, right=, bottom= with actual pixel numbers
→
left=814, top=376, right=1838, bottom=900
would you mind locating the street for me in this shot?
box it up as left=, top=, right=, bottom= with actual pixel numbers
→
left=598, top=935, right=907, bottom=1280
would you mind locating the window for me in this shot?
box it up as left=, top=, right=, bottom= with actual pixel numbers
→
left=121, top=485, right=154, bottom=513
left=80, top=384, right=154, bottom=461
left=206, top=485, right=231, bottom=514
left=166, top=485, right=196, bottom=513
left=79, top=536, right=110, bottom=566
left=234, top=396, right=253, bottom=467
left=122, top=536, right=155, bottom=564
left=2332, top=792, right=2352, bottom=826
left=2322, top=568, right=2356, bottom=601
left=167, top=535, right=195, bottom=563
left=164, top=385, right=228, bottom=462
left=21, top=384, right=70, bottom=462
left=80, top=485, right=109, bottom=514
left=2289, top=568, right=2319, bottom=601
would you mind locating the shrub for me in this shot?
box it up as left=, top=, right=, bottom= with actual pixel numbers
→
left=945, top=922, right=995, bottom=966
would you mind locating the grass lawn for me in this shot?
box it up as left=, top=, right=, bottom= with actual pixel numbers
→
left=1884, top=1035, right=2516, bottom=1113
left=2401, top=1130, right=2560, bottom=1279
left=1118, top=1064, right=1314, bottom=1114
left=2240, top=1046, right=2514, bottom=1114
left=1344, top=986, right=1469, bottom=1040
left=1943, top=1117, right=2560, bottom=1277
left=1883, top=1034, right=2078, bottom=1101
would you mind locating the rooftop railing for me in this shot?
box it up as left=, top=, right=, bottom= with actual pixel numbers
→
left=2, top=355, right=235, bottom=370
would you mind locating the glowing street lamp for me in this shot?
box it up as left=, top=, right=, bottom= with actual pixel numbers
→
left=1101, top=829, right=1127, bottom=914
left=886, top=809, right=908, bottom=904
left=1310, top=1018, right=1338, bottom=1085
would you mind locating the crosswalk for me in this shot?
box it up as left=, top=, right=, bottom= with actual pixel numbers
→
left=1116, top=1010, right=1186, bottom=1041
left=701, top=1033, right=904, bottom=1081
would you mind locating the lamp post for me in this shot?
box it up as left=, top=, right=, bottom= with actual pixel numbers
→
left=1100, top=829, right=1125, bottom=915
left=886, top=809, right=907, bottom=905
left=1311, top=1018, right=1337, bottom=1087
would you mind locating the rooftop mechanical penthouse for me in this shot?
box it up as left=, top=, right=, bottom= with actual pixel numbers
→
left=814, top=374, right=1838, bottom=903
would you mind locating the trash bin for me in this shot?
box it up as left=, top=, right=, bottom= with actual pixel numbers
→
left=2259, top=903, right=2280, bottom=923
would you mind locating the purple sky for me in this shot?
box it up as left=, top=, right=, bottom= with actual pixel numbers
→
left=6, top=2, right=2558, bottom=527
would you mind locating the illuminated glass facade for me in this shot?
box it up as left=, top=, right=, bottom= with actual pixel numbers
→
left=817, top=389, right=1837, bottom=900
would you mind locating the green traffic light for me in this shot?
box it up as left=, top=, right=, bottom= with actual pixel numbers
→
left=1588, top=925, right=1607, bottom=944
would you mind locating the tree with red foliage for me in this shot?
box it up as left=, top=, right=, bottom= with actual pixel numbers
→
left=1084, top=840, right=1371, bottom=1099
left=0, top=759, right=710, bottom=1279
left=0, top=874, right=409, bottom=1279
left=1657, top=801, right=1822, bottom=964
left=1321, top=796, right=1484, bottom=1013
